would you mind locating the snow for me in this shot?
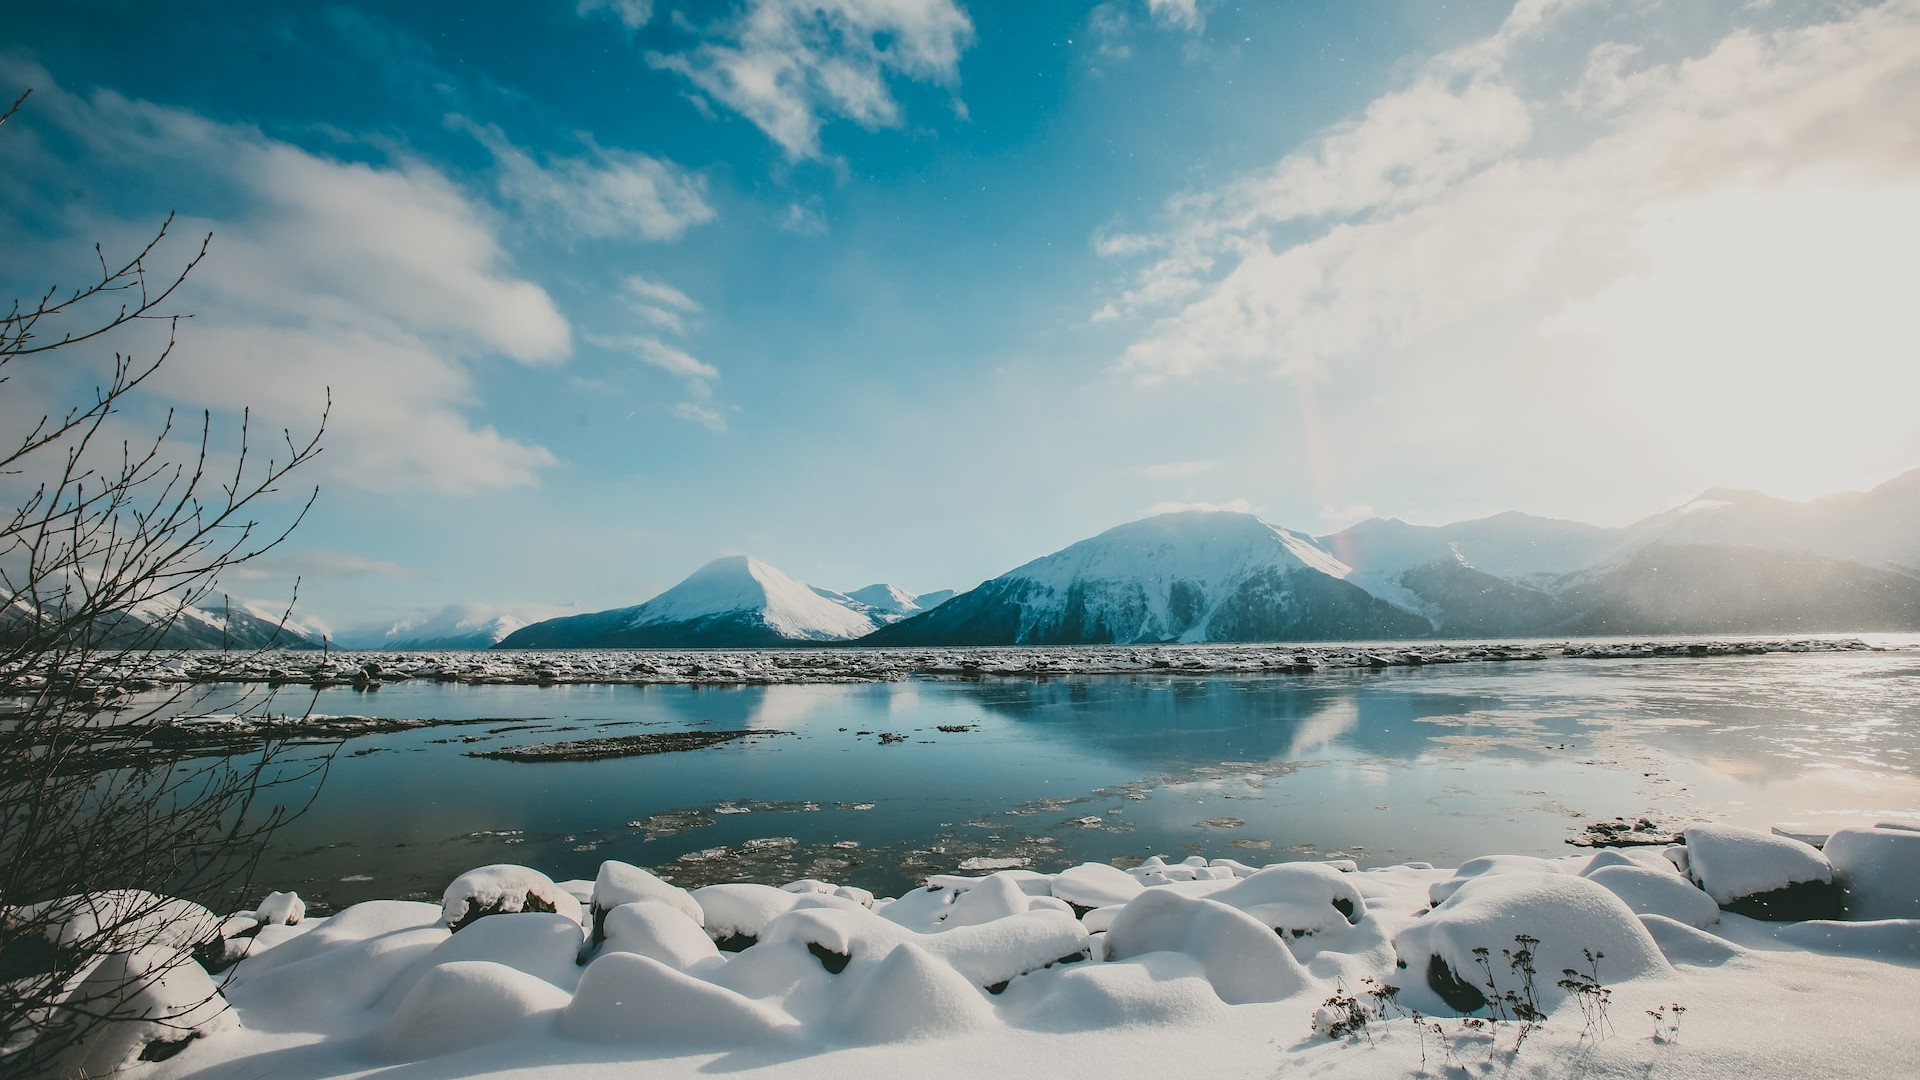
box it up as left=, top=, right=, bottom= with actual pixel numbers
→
left=1584, top=864, right=1722, bottom=929
left=45, top=944, right=238, bottom=1079
left=254, top=891, right=305, bottom=926
left=94, top=839, right=1920, bottom=1080
left=1678, top=823, right=1833, bottom=906
left=590, top=860, right=704, bottom=931
left=1822, top=825, right=1920, bottom=920
left=372, top=960, right=570, bottom=1062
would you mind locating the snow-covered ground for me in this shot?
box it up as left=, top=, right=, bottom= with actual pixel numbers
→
left=55, top=822, right=1920, bottom=1080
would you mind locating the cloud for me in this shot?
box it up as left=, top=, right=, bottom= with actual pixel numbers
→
left=621, top=274, right=702, bottom=332
left=1147, top=499, right=1253, bottom=515
left=649, top=0, right=975, bottom=160
left=577, top=0, right=653, bottom=31
left=4, top=68, right=569, bottom=494
left=1147, top=0, right=1205, bottom=32
left=458, top=119, right=714, bottom=242
left=587, top=332, right=722, bottom=381
left=1095, top=0, right=1920, bottom=497
left=673, top=381, right=731, bottom=433
left=778, top=199, right=827, bottom=235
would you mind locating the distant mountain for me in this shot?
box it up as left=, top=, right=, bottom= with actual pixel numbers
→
left=496, top=557, right=944, bottom=648
left=0, top=591, right=326, bottom=651
left=866, top=469, right=1920, bottom=645
left=335, top=604, right=569, bottom=650
left=844, top=584, right=956, bottom=617
left=862, top=512, right=1432, bottom=646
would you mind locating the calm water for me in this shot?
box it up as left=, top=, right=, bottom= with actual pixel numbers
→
left=186, top=647, right=1920, bottom=909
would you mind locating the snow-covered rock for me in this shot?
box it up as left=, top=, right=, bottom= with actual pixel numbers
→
left=1822, top=825, right=1920, bottom=920
left=599, top=900, right=723, bottom=971
left=1677, top=823, right=1840, bottom=919
left=1103, top=889, right=1310, bottom=1005
left=385, top=911, right=584, bottom=1006
left=693, top=882, right=813, bottom=945
left=1208, top=862, right=1368, bottom=936
left=442, top=865, right=583, bottom=932
left=1393, top=873, right=1670, bottom=1014
left=1051, top=862, right=1146, bottom=910
left=589, top=860, right=703, bottom=941
left=42, top=946, right=237, bottom=1078
left=827, top=942, right=997, bottom=1044
left=254, top=891, right=304, bottom=926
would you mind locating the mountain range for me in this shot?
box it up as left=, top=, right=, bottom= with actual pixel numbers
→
left=61, top=470, right=1916, bottom=651
left=497, top=469, right=1920, bottom=648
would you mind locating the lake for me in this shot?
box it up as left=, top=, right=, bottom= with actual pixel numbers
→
left=190, top=644, right=1920, bottom=910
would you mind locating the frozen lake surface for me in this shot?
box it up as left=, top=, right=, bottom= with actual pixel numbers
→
left=205, top=644, right=1920, bottom=909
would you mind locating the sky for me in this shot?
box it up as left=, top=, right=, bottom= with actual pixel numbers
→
left=3, top=0, right=1917, bottom=636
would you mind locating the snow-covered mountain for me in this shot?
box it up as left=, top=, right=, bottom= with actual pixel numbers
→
left=335, top=604, right=571, bottom=650
left=863, top=512, right=1431, bottom=646
left=496, top=557, right=941, bottom=648
left=0, top=590, right=326, bottom=651
left=844, top=583, right=956, bottom=618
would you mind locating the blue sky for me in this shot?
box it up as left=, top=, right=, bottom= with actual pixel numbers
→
left=3, top=0, right=1916, bottom=635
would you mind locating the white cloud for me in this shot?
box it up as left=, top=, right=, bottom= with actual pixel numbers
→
left=577, top=0, right=653, bottom=31
left=649, top=0, right=974, bottom=160
left=587, top=332, right=722, bottom=381
left=7, top=72, right=570, bottom=494
left=1097, top=0, right=1920, bottom=499
left=460, top=119, right=714, bottom=242
left=1147, top=0, right=1204, bottom=33
left=1147, top=499, right=1253, bottom=515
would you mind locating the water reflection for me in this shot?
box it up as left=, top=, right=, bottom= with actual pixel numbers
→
left=217, top=651, right=1920, bottom=911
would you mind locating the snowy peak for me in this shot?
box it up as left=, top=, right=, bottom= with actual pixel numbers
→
left=846, top=583, right=919, bottom=615
left=627, top=556, right=880, bottom=641
left=866, top=510, right=1428, bottom=646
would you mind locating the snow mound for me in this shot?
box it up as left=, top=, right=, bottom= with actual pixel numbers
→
left=761, top=905, right=1089, bottom=991
left=1428, top=854, right=1569, bottom=907
left=599, top=900, right=722, bottom=970
left=1393, top=873, right=1670, bottom=1014
left=1052, top=862, right=1146, bottom=910
left=1638, top=914, right=1748, bottom=967
left=26, top=890, right=222, bottom=953
left=1209, top=862, right=1368, bottom=936
left=254, top=891, right=304, bottom=926
left=591, top=860, right=703, bottom=940
left=225, top=914, right=446, bottom=1030
left=385, top=911, right=584, bottom=1008
left=1103, top=889, right=1310, bottom=1005
left=828, top=942, right=998, bottom=1044
left=44, top=945, right=236, bottom=1079
left=1585, top=864, right=1720, bottom=929
left=693, top=882, right=813, bottom=943
left=1009, top=949, right=1230, bottom=1031
left=442, top=865, right=582, bottom=931
left=1679, top=823, right=1839, bottom=918
left=562, top=951, right=796, bottom=1046
left=1774, top=919, right=1920, bottom=963
left=1823, top=826, right=1920, bottom=920
left=372, top=960, right=570, bottom=1062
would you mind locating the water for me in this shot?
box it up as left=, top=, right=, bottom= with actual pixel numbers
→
left=186, top=648, right=1920, bottom=910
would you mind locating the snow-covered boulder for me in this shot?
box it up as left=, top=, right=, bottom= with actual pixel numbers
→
left=441, top=865, right=583, bottom=932
left=827, top=942, right=997, bottom=1044
left=588, top=861, right=702, bottom=944
left=1052, top=862, right=1145, bottom=911
left=599, top=900, right=722, bottom=970
left=561, top=951, right=796, bottom=1046
left=25, top=890, right=223, bottom=954
left=761, top=904, right=1089, bottom=991
left=42, top=945, right=236, bottom=1078
left=1427, top=854, right=1567, bottom=907
left=1638, top=914, right=1747, bottom=967
left=385, top=911, right=584, bottom=1007
left=1585, top=865, right=1720, bottom=929
left=1393, top=873, right=1670, bottom=1014
left=223, top=905, right=447, bottom=1028
left=1005, top=950, right=1229, bottom=1031
left=254, top=891, right=305, bottom=926
left=693, top=883, right=812, bottom=948
left=1823, top=826, right=1920, bottom=920
left=1209, top=862, right=1368, bottom=936
left=372, top=960, right=570, bottom=1062
left=1103, top=889, right=1310, bottom=1005
left=1676, top=823, right=1840, bottom=920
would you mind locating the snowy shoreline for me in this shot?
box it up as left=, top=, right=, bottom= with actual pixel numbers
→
left=34, top=635, right=1893, bottom=693
left=50, top=820, right=1920, bottom=1080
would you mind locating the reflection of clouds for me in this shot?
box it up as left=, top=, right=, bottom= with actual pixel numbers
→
left=882, top=683, right=922, bottom=717
left=747, top=683, right=859, bottom=729
left=1287, top=700, right=1357, bottom=757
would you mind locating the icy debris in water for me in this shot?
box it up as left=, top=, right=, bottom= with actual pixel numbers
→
left=959, top=856, right=1029, bottom=871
